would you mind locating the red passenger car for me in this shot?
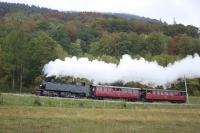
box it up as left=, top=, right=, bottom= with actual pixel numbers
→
left=141, top=89, right=186, bottom=103
left=92, top=85, right=140, bottom=101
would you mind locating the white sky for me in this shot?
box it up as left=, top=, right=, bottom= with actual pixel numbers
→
left=1, top=0, right=200, bottom=28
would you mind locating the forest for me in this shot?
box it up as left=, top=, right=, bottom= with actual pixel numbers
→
left=0, top=2, right=200, bottom=95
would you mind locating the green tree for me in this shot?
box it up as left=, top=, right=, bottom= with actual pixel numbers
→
left=101, top=54, right=119, bottom=64
left=119, top=32, right=132, bottom=56
left=0, top=38, right=5, bottom=84
left=176, top=34, right=193, bottom=56
left=83, top=53, right=96, bottom=61
left=98, top=31, right=112, bottom=55
left=144, top=52, right=152, bottom=62
left=54, top=43, right=68, bottom=61
left=110, top=32, right=122, bottom=57
left=152, top=54, right=173, bottom=67
left=129, top=32, right=141, bottom=55
left=50, top=25, right=71, bottom=52
left=3, top=10, right=29, bottom=23
left=26, top=32, right=60, bottom=84
left=69, top=39, right=83, bottom=57
left=187, top=79, right=200, bottom=96
left=147, top=31, right=166, bottom=56
left=0, top=23, right=19, bottom=38
left=132, top=54, right=141, bottom=60
left=76, top=25, right=100, bottom=54
left=1, top=30, right=27, bottom=91
left=88, top=42, right=100, bottom=56
left=185, top=25, right=199, bottom=38
left=187, top=37, right=200, bottom=56
left=139, top=34, right=148, bottom=56
left=36, top=19, right=50, bottom=31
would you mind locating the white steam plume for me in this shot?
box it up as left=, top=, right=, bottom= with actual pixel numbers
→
left=43, top=54, right=200, bottom=86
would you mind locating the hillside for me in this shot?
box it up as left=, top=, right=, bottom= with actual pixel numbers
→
left=0, top=2, right=199, bottom=95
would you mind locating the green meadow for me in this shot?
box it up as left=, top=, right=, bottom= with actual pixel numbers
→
left=0, top=93, right=200, bottom=133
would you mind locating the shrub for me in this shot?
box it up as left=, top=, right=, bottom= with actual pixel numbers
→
left=0, top=84, right=10, bottom=92
left=33, top=97, right=42, bottom=106
left=79, top=101, right=84, bottom=108
left=47, top=100, right=53, bottom=107
left=121, top=101, right=127, bottom=108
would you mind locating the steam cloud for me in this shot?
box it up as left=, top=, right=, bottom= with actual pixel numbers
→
left=43, top=54, right=200, bottom=86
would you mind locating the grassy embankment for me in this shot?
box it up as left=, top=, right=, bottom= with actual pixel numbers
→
left=0, top=93, right=200, bottom=133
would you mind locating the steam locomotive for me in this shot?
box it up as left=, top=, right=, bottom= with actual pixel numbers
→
left=34, top=79, right=186, bottom=103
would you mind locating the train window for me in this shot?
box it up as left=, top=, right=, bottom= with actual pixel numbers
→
left=160, top=91, right=163, bottom=95
left=157, top=91, right=160, bottom=95
left=122, top=88, right=126, bottom=93
left=128, top=89, right=132, bottom=93
left=113, top=88, right=116, bottom=91
left=147, top=90, right=152, bottom=94
left=97, top=87, right=102, bottom=91
left=174, top=92, right=179, bottom=96
left=164, top=91, right=168, bottom=95
left=153, top=91, right=156, bottom=95
left=169, top=92, right=174, bottom=95
left=104, top=87, right=107, bottom=91
left=107, top=88, right=111, bottom=92
left=133, top=90, right=138, bottom=94
left=116, top=88, right=121, bottom=92
left=180, top=92, right=186, bottom=96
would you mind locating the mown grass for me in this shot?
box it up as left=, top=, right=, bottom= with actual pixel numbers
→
left=0, top=93, right=200, bottom=133
left=0, top=106, right=200, bottom=133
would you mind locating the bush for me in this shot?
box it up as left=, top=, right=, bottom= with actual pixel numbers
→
left=79, top=101, right=84, bottom=108
left=33, top=97, right=42, bottom=106
left=47, top=100, right=53, bottom=107
left=121, top=101, right=127, bottom=108
left=21, top=87, right=33, bottom=93
left=0, top=84, right=10, bottom=92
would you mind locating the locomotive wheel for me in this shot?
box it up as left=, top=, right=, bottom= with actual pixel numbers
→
left=66, top=92, right=71, bottom=97
left=75, top=95, right=80, bottom=99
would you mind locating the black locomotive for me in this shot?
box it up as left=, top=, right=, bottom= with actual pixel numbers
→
left=36, top=79, right=92, bottom=98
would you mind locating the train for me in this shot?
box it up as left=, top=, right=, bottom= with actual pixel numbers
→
left=33, top=79, right=187, bottom=103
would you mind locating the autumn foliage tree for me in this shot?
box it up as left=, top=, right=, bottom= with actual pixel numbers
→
left=0, top=2, right=200, bottom=95
left=167, top=38, right=179, bottom=55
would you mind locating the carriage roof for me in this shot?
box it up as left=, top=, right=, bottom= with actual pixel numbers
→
left=142, top=88, right=186, bottom=92
left=93, top=85, right=141, bottom=90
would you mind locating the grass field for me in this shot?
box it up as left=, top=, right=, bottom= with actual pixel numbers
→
left=0, top=93, right=200, bottom=133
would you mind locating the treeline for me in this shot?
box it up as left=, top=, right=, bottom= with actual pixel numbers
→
left=0, top=2, right=200, bottom=95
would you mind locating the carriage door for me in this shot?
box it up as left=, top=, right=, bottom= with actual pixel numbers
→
left=90, top=86, right=95, bottom=97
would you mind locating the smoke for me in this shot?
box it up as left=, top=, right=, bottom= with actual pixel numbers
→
left=43, top=53, right=200, bottom=86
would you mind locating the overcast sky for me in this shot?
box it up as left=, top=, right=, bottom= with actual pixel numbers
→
left=1, top=0, right=200, bottom=28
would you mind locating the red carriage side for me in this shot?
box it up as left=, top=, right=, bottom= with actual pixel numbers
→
left=92, top=85, right=140, bottom=101
left=142, top=89, right=186, bottom=103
